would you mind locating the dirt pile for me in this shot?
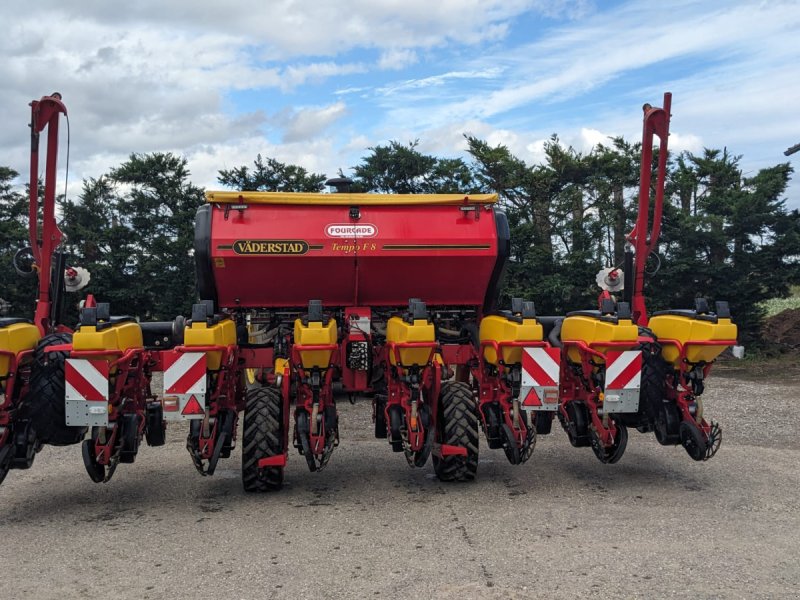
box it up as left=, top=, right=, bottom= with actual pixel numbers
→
left=763, top=308, right=800, bottom=350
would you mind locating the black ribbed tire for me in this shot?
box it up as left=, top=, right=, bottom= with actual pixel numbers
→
left=0, top=446, right=11, bottom=486
left=639, top=345, right=680, bottom=445
left=433, top=381, right=479, bottom=482
left=242, top=384, right=284, bottom=492
left=25, top=333, right=87, bottom=446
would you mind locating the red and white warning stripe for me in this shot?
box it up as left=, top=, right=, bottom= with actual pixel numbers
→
left=161, top=352, right=207, bottom=421
left=520, top=347, right=561, bottom=409
left=522, top=347, right=560, bottom=387
left=604, top=350, right=642, bottom=391
left=163, top=352, right=206, bottom=394
left=65, top=359, right=109, bottom=402
left=65, top=359, right=110, bottom=427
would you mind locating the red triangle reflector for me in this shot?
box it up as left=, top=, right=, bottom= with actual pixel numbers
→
left=181, top=395, right=204, bottom=416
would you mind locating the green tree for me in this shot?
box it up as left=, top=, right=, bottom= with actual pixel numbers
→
left=0, top=167, right=36, bottom=318
left=61, top=176, right=139, bottom=319
left=218, top=154, right=326, bottom=192
left=110, top=153, right=206, bottom=319
left=653, top=151, right=800, bottom=344
left=592, top=137, right=641, bottom=265
left=352, top=141, right=476, bottom=194
left=464, top=136, right=558, bottom=310
left=466, top=135, right=614, bottom=314
left=63, top=153, right=205, bottom=320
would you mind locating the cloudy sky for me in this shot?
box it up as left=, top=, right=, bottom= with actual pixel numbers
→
left=2, top=0, right=799, bottom=207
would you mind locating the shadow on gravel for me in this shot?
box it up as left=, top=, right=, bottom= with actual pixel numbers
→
left=0, top=438, right=715, bottom=527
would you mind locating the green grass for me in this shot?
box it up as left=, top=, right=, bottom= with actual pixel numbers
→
left=758, top=285, right=800, bottom=318
left=714, top=350, right=800, bottom=380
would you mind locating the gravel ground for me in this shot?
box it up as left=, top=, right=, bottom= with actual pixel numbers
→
left=1, top=366, right=799, bottom=599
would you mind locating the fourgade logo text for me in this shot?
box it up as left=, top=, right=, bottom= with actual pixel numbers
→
left=325, top=223, right=378, bottom=238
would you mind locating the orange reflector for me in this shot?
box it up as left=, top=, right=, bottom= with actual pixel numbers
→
left=410, top=416, right=418, bottom=430
left=181, top=394, right=204, bottom=416
left=163, top=396, right=179, bottom=412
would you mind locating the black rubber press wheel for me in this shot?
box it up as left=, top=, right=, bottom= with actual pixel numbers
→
left=680, top=421, right=708, bottom=462
left=590, top=418, right=628, bottom=464
left=433, top=381, right=479, bottom=482
left=242, top=385, right=285, bottom=492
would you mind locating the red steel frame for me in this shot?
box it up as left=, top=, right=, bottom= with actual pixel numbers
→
left=472, top=339, right=552, bottom=458
left=290, top=343, right=340, bottom=461
left=0, top=349, right=35, bottom=448
left=170, top=342, right=243, bottom=468
left=555, top=93, right=670, bottom=454
left=382, top=340, right=442, bottom=456
left=0, top=95, right=70, bottom=476
left=29, top=94, right=68, bottom=336
left=67, top=347, right=150, bottom=467
left=340, top=307, right=371, bottom=393
left=558, top=92, right=732, bottom=458
left=628, top=93, right=672, bottom=327
left=656, top=338, right=737, bottom=438
left=0, top=95, right=68, bottom=481
left=559, top=339, right=641, bottom=448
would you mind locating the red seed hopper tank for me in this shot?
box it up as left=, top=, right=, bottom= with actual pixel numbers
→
left=194, top=192, right=509, bottom=311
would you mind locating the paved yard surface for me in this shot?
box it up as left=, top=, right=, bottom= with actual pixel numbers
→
left=2, top=367, right=799, bottom=599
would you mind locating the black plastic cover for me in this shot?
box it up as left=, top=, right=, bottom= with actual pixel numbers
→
left=96, top=303, right=110, bottom=322
left=80, top=307, right=97, bottom=326
left=405, top=298, right=429, bottom=323
left=194, top=203, right=218, bottom=307
left=695, top=298, right=710, bottom=315
left=0, top=318, right=33, bottom=327
left=482, top=207, right=510, bottom=313
left=191, top=303, right=207, bottom=323
left=141, top=320, right=185, bottom=349
left=715, top=301, right=731, bottom=318
left=308, top=300, right=323, bottom=322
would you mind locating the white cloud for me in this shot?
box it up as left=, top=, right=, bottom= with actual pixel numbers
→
left=376, top=1, right=800, bottom=126
left=2, top=0, right=799, bottom=211
left=343, top=135, right=373, bottom=153
left=377, top=68, right=505, bottom=97
left=281, top=62, right=367, bottom=91
left=281, top=102, right=349, bottom=144
left=1, top=1, right=547, bottom=58
left=667, top=132, right=704, bottom=156
left=378, top=49, right=419, bottom=71
left=333, top=86, right=371, bottom=96
left=364, top=1, right=800, bottom=206
left=525, top=138, right=549, bottom=165
left=0, top=0, right=559, bottom=192
left=579, top=128, right=608, bottom=151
